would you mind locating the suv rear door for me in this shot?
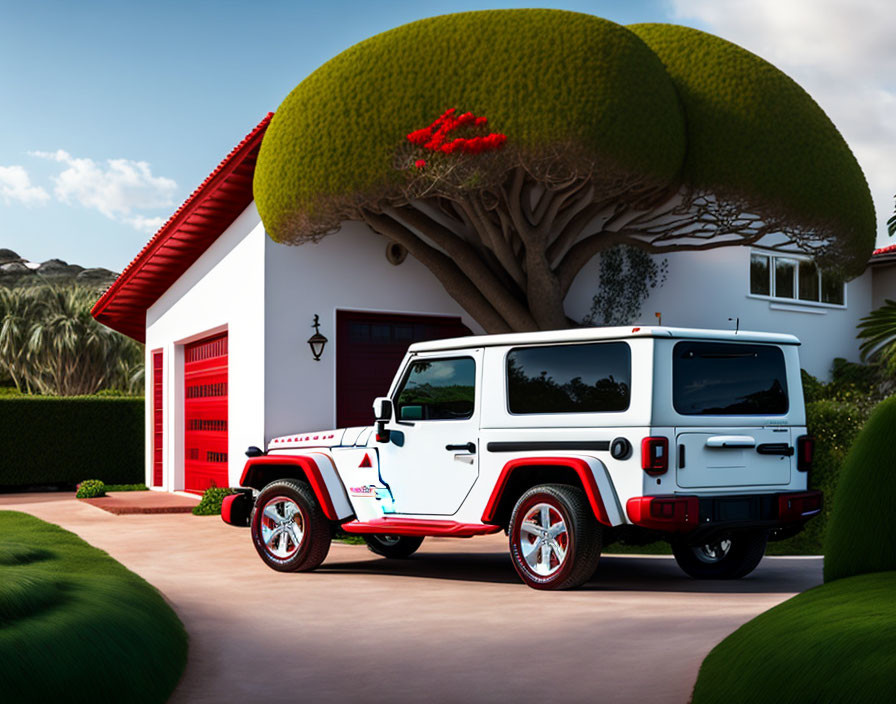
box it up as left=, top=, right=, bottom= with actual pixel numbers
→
left=676, top=427, right=792, bottom=488
left=671, top=340, right=794, bottom=489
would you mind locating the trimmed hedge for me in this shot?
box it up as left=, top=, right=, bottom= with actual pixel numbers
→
left=0, top=511, right=187, bottom=703
left=691, top=572, right=896, bottom=703
left=0, top=397, right=144, bottom=488
left=824, top=396, right=896, bottom=582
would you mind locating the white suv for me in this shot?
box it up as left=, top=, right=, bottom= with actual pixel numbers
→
left=223, top=326, right=821, bottom=590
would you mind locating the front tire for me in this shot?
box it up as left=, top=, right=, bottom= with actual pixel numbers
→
left=508, top=484, right=601, bottom=590
left=250, top=479, right=332, bottom=572
left=671, top=530, right=768, bottom=579
left=363, top=534, right=424, bottom=559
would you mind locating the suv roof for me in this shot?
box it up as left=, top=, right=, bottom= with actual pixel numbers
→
left=408, top=326, right=801, bottom=353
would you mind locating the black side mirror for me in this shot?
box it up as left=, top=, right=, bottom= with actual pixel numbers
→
left=373, top=397, right=392, bottom=443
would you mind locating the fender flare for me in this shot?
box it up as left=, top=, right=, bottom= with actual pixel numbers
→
left=481, top=456, right=624, bottom=527
left=239, top=453, right=353, bottom=521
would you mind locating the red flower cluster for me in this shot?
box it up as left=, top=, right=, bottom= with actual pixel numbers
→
left=407, top=108, right=507, bottom=156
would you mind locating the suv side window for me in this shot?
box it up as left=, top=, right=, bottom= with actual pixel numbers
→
left=507, top=342, right=631, bottom=414
left=395, top=357, right=476, bottom=421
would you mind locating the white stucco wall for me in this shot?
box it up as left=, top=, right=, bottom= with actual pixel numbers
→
left=565, top=245, right=872, bottom=380
left=144, top=203, right=266, bottom=490
left=262, top=221, right=482, bottom=442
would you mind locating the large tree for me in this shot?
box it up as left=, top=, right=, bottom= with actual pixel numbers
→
left=254, top=9, right=875, bottom=333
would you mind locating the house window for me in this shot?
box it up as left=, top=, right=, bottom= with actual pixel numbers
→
left=750, top=251, right=845, bottom=306
left=750, top=254, right=771, bottom=295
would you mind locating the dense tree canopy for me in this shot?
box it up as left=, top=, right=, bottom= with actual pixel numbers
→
left=255, top=9, right=875, bottom=332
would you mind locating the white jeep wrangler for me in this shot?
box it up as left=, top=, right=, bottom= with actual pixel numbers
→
left=223, top=326, right=821, bottom=590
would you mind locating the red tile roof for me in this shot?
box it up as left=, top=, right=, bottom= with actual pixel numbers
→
left=872, top=244, right=896, bottom=257
left=91, top=113, right=273, bottom=342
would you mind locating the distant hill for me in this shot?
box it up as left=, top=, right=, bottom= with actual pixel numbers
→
left=0, top=248, right=118, bottom=291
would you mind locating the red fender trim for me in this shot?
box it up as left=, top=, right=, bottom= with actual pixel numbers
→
left=481, top=457, right=611, bottom=526
left=240, top=455, right=339, bottom=520
left=221, top=494, right=238, bottom=525
left=341, top=519, right=502, bottom=538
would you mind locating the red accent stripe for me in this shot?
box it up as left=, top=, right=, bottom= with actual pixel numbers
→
left=239, top=455, right=340, bottom=520
left=90, top=114, right=273, bottom=342
left=340, top=519, right=502, bottom=538
left=481, top=457, right=611, bottom=526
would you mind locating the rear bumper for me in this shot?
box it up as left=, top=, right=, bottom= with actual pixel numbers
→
left=626, top=490, right=823, bottom=535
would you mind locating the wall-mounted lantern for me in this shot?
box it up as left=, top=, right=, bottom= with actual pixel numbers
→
left=307, top=314, right=328, bottom=361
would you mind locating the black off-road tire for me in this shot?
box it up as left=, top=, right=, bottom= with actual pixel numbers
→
left=508, top=484, right=602, bottom=590
left=250, top=479, right=332, bottom=572
left=363, top=534, right=425, bottom=559
left=671, top=530, right=768, bottom=579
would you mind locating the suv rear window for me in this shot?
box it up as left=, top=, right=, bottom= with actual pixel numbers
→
left=673, top=341, right=788, bottom=415
left=507, top=342, right=631, bottom=414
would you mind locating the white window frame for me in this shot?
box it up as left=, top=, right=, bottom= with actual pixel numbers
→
left=748, top=249, right=846, bottom=309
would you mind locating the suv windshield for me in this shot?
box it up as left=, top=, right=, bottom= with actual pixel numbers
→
left=673, top=341, right=788, bottom=415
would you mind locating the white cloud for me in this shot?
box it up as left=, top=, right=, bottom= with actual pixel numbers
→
left=30, top=149, right=177, bottom=232
left=125, top=214, right=167, bottom=233
left=670, top=0, right=896, bottom=245
left=0, top=164, right=50, bottom=206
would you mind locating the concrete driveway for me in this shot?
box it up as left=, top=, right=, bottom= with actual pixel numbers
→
left=0, top=493, right=822, bottom=704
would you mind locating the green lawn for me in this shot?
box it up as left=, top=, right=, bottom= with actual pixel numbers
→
left=0, top=511, right=187, bottom=703
left=691, top=571, right=896, bottom=703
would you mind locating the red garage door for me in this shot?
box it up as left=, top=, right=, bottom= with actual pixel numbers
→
left=151, top=350, right=164, bottom=487
left=184, top=333, right=228, bottom=493
left=336, top=311, right=471, bottom=428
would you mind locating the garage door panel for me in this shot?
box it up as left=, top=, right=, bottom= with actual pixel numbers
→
left=184, top=333, right=228, bottom=493
left=336, top=312, right=471, bottom=428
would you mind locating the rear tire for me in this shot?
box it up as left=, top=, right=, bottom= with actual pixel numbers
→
left=250, top=479, right=331, bottom=572
left=671, top=530, right=767, bottom=579
left=508, top=484, right=601, bottom=590
left=363, top=534, right=424, bottom=559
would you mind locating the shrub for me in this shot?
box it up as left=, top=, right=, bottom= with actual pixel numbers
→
left=0, top=511, right=187, bottom=703
left=691, top=572, right=896, bottom=703
left=103, top=483, right=148, bottom=492
left=767, top=397, right=868, bottom=555
left=0, top=397, right=144, bottom=487
left=76, top=480, right=105, bottom=499
left=192, top=487, right=235, bottom=516
left=824, top=396, right=896, bottom=582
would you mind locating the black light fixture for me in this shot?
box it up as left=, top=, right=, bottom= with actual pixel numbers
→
left=307, top=314, right=328, bottom=361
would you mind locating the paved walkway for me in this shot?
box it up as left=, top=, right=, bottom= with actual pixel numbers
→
left=0, top=493, right=823, bottom=704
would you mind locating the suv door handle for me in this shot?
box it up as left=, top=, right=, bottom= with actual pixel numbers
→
left=446, top=442, right=476, bottom=454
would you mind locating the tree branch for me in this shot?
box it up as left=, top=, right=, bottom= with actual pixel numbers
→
left=361, top=209, right=513, bottom=333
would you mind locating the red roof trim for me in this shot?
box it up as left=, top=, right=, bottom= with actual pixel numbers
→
left=872, top=244, right=896, bottom=257
left=91, top=113, right=273, bottom=342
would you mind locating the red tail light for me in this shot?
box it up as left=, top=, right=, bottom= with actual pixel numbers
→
left=641, top=437, right=669, bottom=475
left=797, top=435, right=814, bottom=472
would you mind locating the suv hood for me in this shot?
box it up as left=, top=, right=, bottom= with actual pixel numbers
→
left=267, top=426, right=373, bottom=451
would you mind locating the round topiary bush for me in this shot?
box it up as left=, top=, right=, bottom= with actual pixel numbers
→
left=824, top=395, right=896, bottom=582
left=75, top=479, right=105, bottom=499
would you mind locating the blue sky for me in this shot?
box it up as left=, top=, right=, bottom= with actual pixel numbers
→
left=1, top=0, right=893, bottom=271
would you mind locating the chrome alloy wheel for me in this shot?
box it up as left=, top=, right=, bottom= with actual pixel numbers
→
left=259, top=496, right=305, bottom=559
left=694, top=538, right=732, bottom=564
left=519, top=502, right=569, bottom=577
left=377, top=535, right=401, bottom=545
